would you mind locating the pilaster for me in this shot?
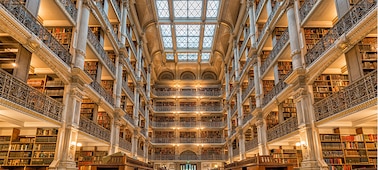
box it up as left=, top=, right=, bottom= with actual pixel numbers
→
left=255, top=112, right=268, bottom=155
left=74, top=1, right=90, bottom=69
left=286, top=1, right=302, bottom=70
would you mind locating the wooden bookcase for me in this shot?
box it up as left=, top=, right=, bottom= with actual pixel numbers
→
left=281, top=99, right=296, bottom=120
left=357, top=37, right=377, bottom=75
left=200, top=131, right=222, bottom=138
left=312, top=74, right=349, bottom=103
left=0, top=128, right=58, bottom=169
left=263, top=80, right=275, bottom=96
left=271, top=147, right=302, bottom=165
left=260, top=51, right=271, bottom=63
left=90, top=27, right=102, bottom=41
left=320, top=128, right=377, bottom=170
left=46, top=27, right=72, bottom=50
left=80, top=98, right=96, bottom=120
left=27, top=74, right=65, bottom=103
left=97, top=112, right=111, bottom=130
left=76, top=146, right=108, bottom=167
left=272, top=27, right=287, bottom=45
left=277, top=61, right=292, bottom=80
left=101, top=80, right=114, bottom=95
left=304, top=28, right=330, bottom=50
left=84, top=61, right=98, bottom=80
left=266, top=111, right=279, bottom=129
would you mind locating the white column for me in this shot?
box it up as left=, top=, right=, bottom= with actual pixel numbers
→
left=115, top=61, right=123, bottom=108
left=256, top=116, right=268, bottom=155
left=248, top=0, right=257, bottom=47
left=74, top=1, right=90, bottom=69
left=286, top=2, right=302, bottom=70
left=120, top=1, right=129, bottom=45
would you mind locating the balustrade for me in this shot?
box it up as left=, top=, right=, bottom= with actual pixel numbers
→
left=95, top=2, right=119, bottom=44
left=266, top=117, right=298, bottom=141
left=0, top=69, right=63, bottom=121
left=87, top=30, right=116, bottom=75
left=140, top=128, right=148, bottom=138
left=305, top=0, right=376, bottom=66
left=257, top=1, right=280, bottom=43
left=110, top=0, right=121, bottom=18
left=119, top=138, right=132, bottom=151
left=150, top=121, right=225, bottom=128
left=245, top=138, right=258, bottom=151
left=255, top=0, right=264, bottom=17
left=89, top=81, right=114, bottom=106
left=260, top=29, right=289, bottom=75
left=178, top=121, right=197, bottom=127
left=79, top=116, right=111, bottom=142
left=179, top=138, right=197, bottom=143
left=0, top=0, right=72, bottom=65
left=153, top=105, right=223, bottom=112
left=242, top=80, right=255, bottom=100
left=314, top=71, right=377, bottom=121
left=262, top=80, right=288, bottom=107
left=199, top=138, right=225, bottom=143
left=58, top=0, right=77, bottom=20
left=233, top=148, right=240, bottom=157
left=122, top=81, right=135, bottom=99
left=151, top=138, right=177, bottom=143
left=123, top=112, right=134, bottom=125
left=243, top=114, right=253, bottom=125
left=299, top=0, right=318, bottom=22
left=151, top=121, right=176, bottom=127
left=151, top=154, right=226, bottom=160
left=153, top=88, right=222, bottom=97
left=137, top=148, right=144, bottom=156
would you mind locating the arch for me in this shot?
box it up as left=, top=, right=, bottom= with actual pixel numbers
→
left=180, top=71, right=196, bottom=80
left=180, top=150, right=198, bottom=160
left=202, top=71, right=217, bottom=80
left=159, top=71, right=174, bottom=80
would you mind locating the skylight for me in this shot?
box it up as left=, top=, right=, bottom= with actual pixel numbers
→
left=156, top=0, right=220, bottom=62
left=166, top=53, right=174, bottom=60
left=201, top=53, right=210, bottom=62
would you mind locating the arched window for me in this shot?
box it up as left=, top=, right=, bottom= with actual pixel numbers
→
left=180, top=71, right=196, bottom=80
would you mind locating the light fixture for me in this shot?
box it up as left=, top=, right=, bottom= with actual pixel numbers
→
left=11, top=63, right=16, bottom=67
left=76, top=143, right=82, bottom=147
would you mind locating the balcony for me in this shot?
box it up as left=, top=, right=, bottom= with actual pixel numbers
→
left=314, top=71, right=377, bottom=122
left=198, top=138, right=225, bottom=143
left=150, top=121, right=225, bottom=128
left=87, top=30, right=116, bottom=76
left=94, top=2, right=119, bottom=45
left=123, top=112, right=134, bottom=126
left=179, top=138, right=197, bottom=143
left=242, top=80, right=255, bottom=100
left=233, top=148, right=240, bottom=157
left=140, top=128, right=148, bottom=138
left=151, top=138, right=176, bottom=143
left=0, top=0, right=72, bottom=65
left=119, top=138, right=132, bottom=151
left=151, top=138, right=225, bottom=144
left=153, top=88, right=222, bottom=97
left=122, top=81, right=134, bottom=100
left=0, top=69, right=63, bottom=121
left=260, top=29, right=289, bottom=76
left=151, top=154, right=226, bottom=160
left=266, top=117, right=298, bottom=142
left=305, top=0, right=376, bottom=66
left=137, top=148, right=144, bottom=157
left=255, top=0, right=265, bottom=18
left=79, top=116, right=111, bottom=142
left=57, top=0, right=78, bottom=21
left=89, top=81, right=114, bottom=106
left=257, top=1, right=280, bottom=43
left=243, top=113, right=253, bottom=125
left=177, top=121, right=197, bottom=128
left=299, top=0, right=318, bottom=22
left=139, top=106, right=145, bottom=115
left=150, top=121, right=176, bottom=128
left=153, top=105, right=223, bottom=112
left=262, top=80, right=288, bottom=107
left=110, top=0, right=121, bottom=19
left=245, top=138, right=258, bottom=151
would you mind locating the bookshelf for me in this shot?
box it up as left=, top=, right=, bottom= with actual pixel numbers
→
left=312, top=74, right=349, bottom=103
left=0, top=128, right=58, bottom=169
left=84, top=61, right=98, bottom=80
left=27, top=74, right=65, bottom=103
left=46, top=27, right=72, bottom=50
left=101, top=80, right=114, bottom=95
left=97, top=112, right=111, bottom=130
left=271, top=147, right=302, bottom=165
left=200, top=131, right=222, bottom=138
left=357, top=37, right=377, bottom=75
left=320, top=128, right=377, bottom=170
left=179, top=132, right=196, bottom=138
left=260, top=51, right=270, bottom=63
left=76, top=146, right=109, bottom=167
left=272, top=27, right=287, bottom=45
left=266, top=111, right=279, bottom=129
left=304, top=28, right=330, bottom=50
left=263, top=80, right=274, bottom=96
left=90, top=27, right=102, bottom=41
left=277, top=61, right=292, bottom=80
left=281, top=99, right=296, bottom=120
left=80, top=98, right=96, bottom=120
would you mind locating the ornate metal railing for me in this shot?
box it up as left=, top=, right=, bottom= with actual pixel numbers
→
left=262, top=80, right=288, bottom=107
left=89, top=81, right=114, bottom=106
left=79, top=116, right=111, bottom=142
left=198, top=89, right=222, bottom=96
left=123, top=112, right=134, bottom=125
left=95, top=2, right=119, bottom=44
left=243, top=113, right=253, bottom=125
left=0, top=69, right=63, bottom=121
left=87, top=30, right=116, bottom=75
left=151, top=121, right=176, bottom=127
left=140, top=67, right=147, bottom=80
left=233, top=148, right=240, bottom=157
left=231, top=106, right=237, bottom=115
left=150, top=154, right=176, bottom=160
left=305, top=0, right=376, bottom=66
left=122, top=81, right=134, bottom=99
left=267, top=117, right=298, bottom=141
left=299, top=0, right=318, bottom=22
left=151, top=138, right=177, bottom=143
left=198, top=138, right=225, bottom=143
left=153, top=106, right=176, bottom=111
left=242, top=80, right=255, bottom=100
left=255, top=0, right=264, bottom=17
left=152, top=89, right=177, bottom=96
left=231, top=128, right=236, bottom=136
left=119, top=138, right=132, bottom=151
left=137, top=148, right=144, bottom=156
left=139, top=106, right=145, bottom=115
left=200, top=121, right=226, bottom=128
left=110, top=0, right=121, bottom=18
left=151, top=138, right=225, bottom=144
left=314, top=71, right=377, bottom=121
left=239, top=29, right=251, bottom=55
left=153, top=88, right=222, bottom=97
left=0, top=0, right=72, bottom=65
left=260, top=29, right=289, bottom=75
left=257, top=1, right=280, bottom=43
left=245, top=138, right=258, bottom=151
left=179, top=138, right=197, bottom=143
left=153, top=105, right=223, bottom=112
left=150, top=121, right=225, bottom=128
left=140, top=128, right=148, bottom=138
left=58, top=0, right=78, bottom=20
left=177, top=121, right=197, bottom=127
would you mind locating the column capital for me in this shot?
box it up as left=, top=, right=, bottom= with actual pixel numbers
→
left=247, top=0, right=254, bottom=8
left=286, top=0, right=295, bottom=10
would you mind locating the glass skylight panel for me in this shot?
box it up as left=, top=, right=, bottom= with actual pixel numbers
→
left=188, top=37, right=199, bottom=48
left=175, top=25, right=188, bottom=36
left=166, top=53, right=174, bottom=60
left=160, top=25, right=172, bottom=36
left=177, top=53, right=198, bottom=62
left=204, top=25, right=215, bottom=36
left=176, top=37, right=188, bottom=48
left=178, top=53, right=187, bottom=61
left=156, top=0, right=170, bottom=18
left=162, top=37, right=173, bottom=48
left=201, top=53, right=210, bottom=61
left=202, top=37, right=213, bottom=48
left=175, top=24, right=200, bottom=49
left=206, top=0, right=219, bottom=18
left=188, top=25, right=201, bottom=36
left=187, top=53, right=198, bottom=61
left=173, top=0, right=202, bottom=18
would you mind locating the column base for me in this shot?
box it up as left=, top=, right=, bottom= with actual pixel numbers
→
left=49, top=160, right=77, bottom=170
left=300, top=160, right=328, bottom=170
